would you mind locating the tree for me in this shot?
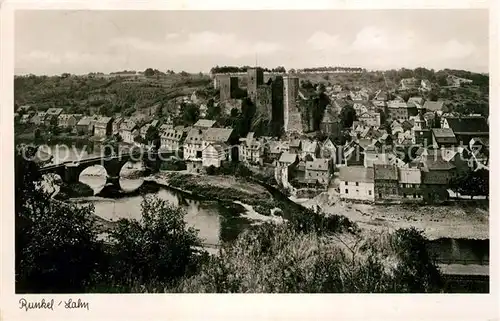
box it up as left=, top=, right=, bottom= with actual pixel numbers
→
left=106, top=195, right=203, bottom=289
left=339, top=104, right=356, bottom=129
left=181, top=103, right=200, bottom=125
left=145, top=126, right=161, bottom=150
left=15, top=146, right=103, bottom=293
left=144, top=68, right=155, bottom=77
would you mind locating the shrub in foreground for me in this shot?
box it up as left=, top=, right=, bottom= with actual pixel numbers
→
left=176, top=224, right=443, bottom=293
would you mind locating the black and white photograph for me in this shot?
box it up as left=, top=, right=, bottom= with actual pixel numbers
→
left=7, top=5, right=494, bottom=300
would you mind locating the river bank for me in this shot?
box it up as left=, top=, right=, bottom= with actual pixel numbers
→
left=290, top=189, right=489, bottom=241
left=146, top=171, right=283, bottom=216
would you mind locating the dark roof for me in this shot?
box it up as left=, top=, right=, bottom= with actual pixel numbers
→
left=339, top=166, right=374, bottom=183
left=424, top=155, right=456, bottom=171
left=306, top=159, right=329, bottom=171
left=445, top=117, right=489, bottom=134
left=374, top=164, right=398, bottom=180
left=422, top=101, right=444, bottom=112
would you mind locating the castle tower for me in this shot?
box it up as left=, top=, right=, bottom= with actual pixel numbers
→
left=247, top=67, right=264, bottom=102
left=283, top=76, right=303, bottom=134
left=219, top=75, right=239, bottom=102
left=271, top=76, right=284, bottom=137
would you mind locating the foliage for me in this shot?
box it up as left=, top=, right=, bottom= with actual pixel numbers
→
left=339, top=104, right=356, bottom=128
left=102, top=195, right=204, bottom=290
left=15, top=146, right=103, bottom=293
left=176, top=224, right=443, bottom=293
left=160, top=159, right=187, bottom=171
left=181, top=103, right=200, bottom=126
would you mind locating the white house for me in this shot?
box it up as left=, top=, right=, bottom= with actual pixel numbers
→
left=339, top=166, right=375, bottom=201
left=202, top=143, right=227, bottom=168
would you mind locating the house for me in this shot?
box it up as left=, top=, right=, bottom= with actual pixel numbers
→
left=358, top=112, right=381, bottom=128
left=407, top=97, right=425, bottom=108
left=184, top=127, right=206, bottom=159
left=400, top=77, right=419, bottom=90
left=57, top=114, right=82, bottom=129
left=338, top=166, right=375, bottom=201
left=266, top=140, right=289, bottom=164
left=160, top=127, right=185, bottom=153
left=202, top=143, right=228, bottom=168
left=31, top=112, right=47, bottom=126
left=401, top=120, right=413, bottom=132
left=342, top=141, right=364, bottom=166
left=276, top=152, right=299, bottom=183
left=364, top=147, right=391, bottom=168
left=431, top=128, right=457, bottom=148
left=289, top=139, right=302, bottom=154
left=420, top=79, right=432, bottom=91
left=387, top=101, right=416, bottom=122
left=320, top=138, right=338, bottom=163
left=193, top=119, right=216, bottom=128
left=301, top=140, right=320, bottom=160
left=447, top=74, right=473, bottom=87
left=46, top=107, right=63, bottom=118
left=305, top=158, right=331, bottom=186
left=239, top=132, right=265, bottom=165
left=398, top=167, right=422, bottom=200
left=442, top=116, right=489, bottom=145
left=94, top=117, right=113, bottom=138
left=119, top=120, right=138, bottom=144
left=186, top=157, right=203, bottom=174
left=44, top=108, right=64, bottom=126
left=421, top=101, right=444, bottom=115
left=373, top=164, right=399, bottom=201
left=420, top=155, right=456, bottom=202
left=17, top=105, right=33, bottom=114
left=76, top=116, right=94, bottom=135
left=112, top=117, right=125, bottom=135
left=202, top=128, right=235, bottom=161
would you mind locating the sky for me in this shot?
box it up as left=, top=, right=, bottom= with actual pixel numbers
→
left=14, top=10, right=489, bottom=75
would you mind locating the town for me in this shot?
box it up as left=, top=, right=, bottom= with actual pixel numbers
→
left=15, top=67, right=489, bottom=205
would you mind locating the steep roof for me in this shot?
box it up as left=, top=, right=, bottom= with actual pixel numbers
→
left=194, top=119, right=216, bottom=128
left=422, top=101, right=444, bottom=112
left=203, top=127, right=233, bottom=142
left=374, top=164, right=398, bottom=180
left=306, top=159, right=329, bottom=171
left=161, top=128, right=184, bottom=140
left=46, top=108, right=63, bottom=116
left=279, top=152, right=298, bottom=164
left=185, top=127, right=205, bottom=143
left=445, top=116, right=489, bottom=134
left=95, top=116, right=112, bottom=126
left=399, top=168, right=421, bottom=184
left=339, top=166, right=374, bottom=183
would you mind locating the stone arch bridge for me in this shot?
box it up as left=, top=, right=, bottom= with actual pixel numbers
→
left=39, top=150, right=171, bottom=187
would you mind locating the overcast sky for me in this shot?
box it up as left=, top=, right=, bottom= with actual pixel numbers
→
left=15, top=10, right=489, bottom=75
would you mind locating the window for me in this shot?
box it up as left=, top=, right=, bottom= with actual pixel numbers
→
left=345, top=189, right=348, bottom=194
left=355, top=182, right=359, bottom=186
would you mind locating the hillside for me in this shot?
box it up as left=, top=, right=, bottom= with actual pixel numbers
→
left=14, top=73, right=213, bottom=117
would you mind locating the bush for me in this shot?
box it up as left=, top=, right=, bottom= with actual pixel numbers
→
left=176, top=224, right=443, bottom=293
left=100, top=195, right=204, bottom=291
left=15, top=146, right=104, bottom=293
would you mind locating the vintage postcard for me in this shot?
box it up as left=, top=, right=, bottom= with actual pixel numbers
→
left=0, top=0, right=498, bottom=320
